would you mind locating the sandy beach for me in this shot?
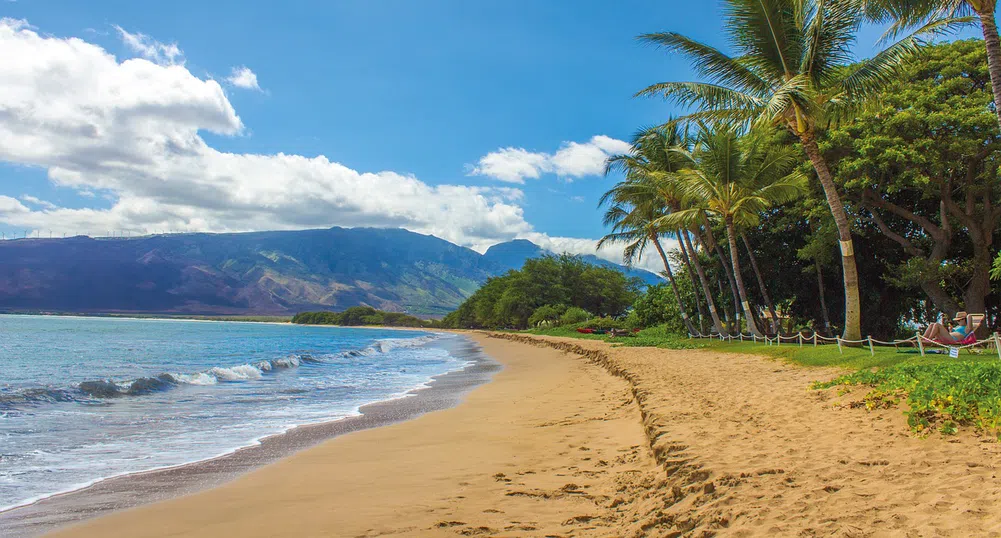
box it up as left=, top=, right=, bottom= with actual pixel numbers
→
left=27, top=333, right=1001, bottom=537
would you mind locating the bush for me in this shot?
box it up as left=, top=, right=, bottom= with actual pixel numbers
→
left=581, top=317, right=625, bottom=330
left=814, top=361, right=1001, bottom=437
left=528, top=304, right=568, bottom=327
left=560, top=306, right=592, bottom=326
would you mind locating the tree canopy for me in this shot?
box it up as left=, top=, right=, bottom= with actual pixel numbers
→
left=441, top=255, right=641, bottom=329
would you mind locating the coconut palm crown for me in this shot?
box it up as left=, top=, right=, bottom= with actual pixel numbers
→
left=655, top=125, right=808, bottom=336
left=637, top=0, right=919, bottom=340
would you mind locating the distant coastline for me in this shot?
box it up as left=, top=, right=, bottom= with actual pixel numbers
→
left=0, top=311, right=293, bottom=323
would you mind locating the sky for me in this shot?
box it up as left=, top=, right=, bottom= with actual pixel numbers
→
left=0, top=0, right=955, bottom=271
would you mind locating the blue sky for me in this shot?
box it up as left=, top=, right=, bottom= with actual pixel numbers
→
left=0, top=1, right=965, bottom=266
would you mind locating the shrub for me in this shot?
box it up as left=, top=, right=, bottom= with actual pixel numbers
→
left=528, top=304, right=568, bottom=327
left=582, top=317, right=624, bottom=330
left=560, top=307, right=592, bottom=326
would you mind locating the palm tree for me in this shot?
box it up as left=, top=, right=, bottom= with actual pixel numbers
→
left=601, top=128, right=719, bottom=335
left=597, top=189, right=701, bottom=336
left=859, top=0, right=1001, bottom=131
left=638, top=0, right=920, bottom=341
left=607, top=128, right=731, bottom=335
left=740, top=231, right=781, bottom=334
left=657, top=125, right=808, bottom=337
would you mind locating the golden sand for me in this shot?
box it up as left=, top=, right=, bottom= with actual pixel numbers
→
left=49, top=333, right=1001, bottom=537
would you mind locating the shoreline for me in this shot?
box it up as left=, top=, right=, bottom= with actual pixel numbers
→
left=0, top=333, right=499, bottom=538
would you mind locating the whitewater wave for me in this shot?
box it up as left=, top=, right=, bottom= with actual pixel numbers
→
left=2, top=334, right=441, bottom=409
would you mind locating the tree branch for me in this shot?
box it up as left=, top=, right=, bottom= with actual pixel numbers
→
left=862, top=188, right=945, bottom=241
left=864, top=209, right=926, bottom=257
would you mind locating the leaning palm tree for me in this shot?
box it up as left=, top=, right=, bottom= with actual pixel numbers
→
left=657, top=125, right=809, bottom=337
left=605, top=128, right=730, bottom=335
left=597, top=192, right=701, bottom=335
left=637, top=0, right=919, bottom=340
left=858, top=0, right=1001, bottom=130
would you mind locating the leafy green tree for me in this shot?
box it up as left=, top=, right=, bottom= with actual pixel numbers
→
left=633, top=283, right=690, bottom=334
left=528, top=304, right=568, bottom=327
left=560, top=306, right=593, bottom=325
left=443, top=255, right=640, bottom=329
left=638, top=0, right=922, bottom=340
left=660, top=126, right=808, bottom=336
left=859, top=0, right=1001, bottom=131
left=828, top=39, right=1001, bottom=320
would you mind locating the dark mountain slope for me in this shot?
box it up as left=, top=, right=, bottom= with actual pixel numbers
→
left=0, top=228, right=662, bottom=316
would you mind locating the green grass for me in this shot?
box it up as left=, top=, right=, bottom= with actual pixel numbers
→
left=524, top=325, right=1001, bottom=437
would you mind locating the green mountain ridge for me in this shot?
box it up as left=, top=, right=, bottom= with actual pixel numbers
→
left=0, top=227, right=661, bottom=316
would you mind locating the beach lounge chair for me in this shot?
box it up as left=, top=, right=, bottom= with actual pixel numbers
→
left=933, top=313, right=984, bottom=346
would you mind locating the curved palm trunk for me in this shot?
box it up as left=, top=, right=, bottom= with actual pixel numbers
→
left=816, top=260, right=833, bottom=335
left=978, top=8, right=1001, bottom=132
left=740, top=232, right=779, bottom=334
left=682, top=230, right=726, bottom=334
left=676, top=230, right=709, bottom=332
left=695, top=218, right=742, bottom=331
left=725, top=218, right=761, bottom=336
left=651, top=235, right=699, bottom=335
left=800, top=133, right=863, bottom=341
left=692, top=228, right=738, bottom=332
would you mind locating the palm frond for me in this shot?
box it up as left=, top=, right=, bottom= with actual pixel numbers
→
left=638, top=32, right=771, bottom=93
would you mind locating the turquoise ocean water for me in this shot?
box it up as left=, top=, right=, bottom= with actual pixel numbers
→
left=0, top=315, right=467, bottom=511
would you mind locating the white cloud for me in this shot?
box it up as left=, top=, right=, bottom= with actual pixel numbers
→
left=0, top=20, right=535, bottom=250
left=226, top=66, right=261, bottom=91
left=20, top=195, right=56, bottom=210
left=114, top=25, right=183, bottom=65
left=470, top=135, right=632, bottom=184
left=517, top=232, right=675, bottom=275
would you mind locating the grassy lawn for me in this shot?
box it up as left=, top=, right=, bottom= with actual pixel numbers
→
left=526, top=325, right=1001, bottom=437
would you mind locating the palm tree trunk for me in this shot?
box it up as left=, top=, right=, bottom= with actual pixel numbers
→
left=697, top=214, right=743, bottom=328
left=800, top=132, right=863, bottom=341
left=726, top=218, right=761, bottom=336
left=978, top=8, right=1001, bottom=132
left=740, top=232, right=779, bottom=334
left=676, top=229, right=709, bottom=332
left=692, top=226, right=741, bottom=332
left=816, top=260, right=832, bottom=335
left=682, top=230, right=726, bottom=334
left=651, top=235, right=699, bottom=335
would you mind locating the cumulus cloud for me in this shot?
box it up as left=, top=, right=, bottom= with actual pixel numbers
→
left=470, top=135, right=633, bottom=184
left=226, top=66, right=261, bottom=90
left=0, top=20, right=532, bottom=249
left=0, top=20, right=661, bottom=271
left=518, top=232, right=675, bottom=275
left=114, top=25, right=183, bottom=65
left=20, top=195, right=56, bottom=210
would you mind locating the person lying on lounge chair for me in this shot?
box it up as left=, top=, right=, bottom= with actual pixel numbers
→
left=923, top=311, right=971, bottom=344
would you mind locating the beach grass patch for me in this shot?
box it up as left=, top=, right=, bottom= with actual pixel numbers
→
left=813, top=361, right=1001, bottom=437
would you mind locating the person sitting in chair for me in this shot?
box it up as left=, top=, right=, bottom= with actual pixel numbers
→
left=923, top=311, right=970, bottom=344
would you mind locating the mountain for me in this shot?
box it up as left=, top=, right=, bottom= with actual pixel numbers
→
left=0, top=228, right=662, bottom=316
left=482, top=239, right=547, bottom=272
left=484, top=239, right=663, bottom=286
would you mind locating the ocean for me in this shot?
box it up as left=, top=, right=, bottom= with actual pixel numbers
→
left=0, top=315, right=470, bottom=512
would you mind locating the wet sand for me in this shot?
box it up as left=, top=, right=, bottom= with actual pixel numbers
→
left=11, top=332, right=1001, bottom=537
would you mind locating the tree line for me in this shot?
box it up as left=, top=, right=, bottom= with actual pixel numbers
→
left=593, top=1, right=1000, bottom=339
left=440, top=255, right=640, bottom=330
left=292, top=307, right=431, bottom=328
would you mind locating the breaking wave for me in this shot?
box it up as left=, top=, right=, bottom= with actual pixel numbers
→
left=2, top=333, right=441, bottom=409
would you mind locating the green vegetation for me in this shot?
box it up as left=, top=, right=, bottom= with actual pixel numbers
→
left=292, top=307, right=432, bottom=328
left=815, top=362, right=1001, bottom=437
left=439, top=6, right=1001, bottom=438
left=441, top=254, right=640, bottom=330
